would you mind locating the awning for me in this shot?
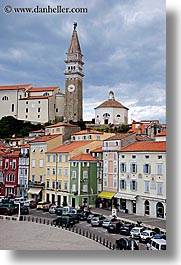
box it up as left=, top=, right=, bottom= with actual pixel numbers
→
left=115, top=193, right=136, bottom=201
left=28, top=188, right=41, bottom=195
left=98, top=191, right=116, bottom=199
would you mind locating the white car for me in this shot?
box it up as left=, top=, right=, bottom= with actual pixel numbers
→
left=130, top=226, right=144, bottom=238
left=139, top=230, right=155, bottom=243
left=147, top=238, right=166, bottom=250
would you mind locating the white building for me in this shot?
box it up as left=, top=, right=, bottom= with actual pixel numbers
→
left=95, top=91, right=129, bottom=125
left=116, top=141, right=166, bottom=219
left=0, top=84, right=65, bottom=124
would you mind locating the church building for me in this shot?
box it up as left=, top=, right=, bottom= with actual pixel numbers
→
left=95, top=90, right=129, bottom=125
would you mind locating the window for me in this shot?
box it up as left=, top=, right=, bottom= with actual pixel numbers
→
left=158, top=155, right=162, bottom=159
left=2, top=96, right=8, bottom=101
left=64, top=182, right=68, bottom=190
left=143, top=164, right=151, bottom=174
left=88, top=135, right=92, bottom=140
left=104, top=161, right=108, bottom=173
left=56, top=108, right=59, bottom=113
left=58, top=154, right=62, bottom=162
left=130, top=163, right=137, bottom=173
left=26, top=108, right=28, bottom=113
left=157, top=164, right=163, bottom=175
left=38, top=101, right=40, bottom=104
left=64, top=154, right=69, bottom=162
left=145, top=155, right=149, bottom=159
left=40, top=147, right=44, bottom=153
left=72, top=171, right=76, bottom=179
left=114, top=163, right=117, bottom=173
left=38, top=115, right=40, bottom=118
left=53, top=155, right=56, bottom=163
left=58, top=167, right=62, bottom=176
left=52, top=180, right=55, bottom=189
left=120, top=163, right=126, bottom=173
left=83, top=162, right=89, bottom=167
left=58, top=181, right=61, bottom=189
left=103, top=174, right=108, bottom=187
left=12, top=104, right=15, bottom=112
left=86, top=148, right=90, bottom=154
left=32, top=175, right=35, bottom=182
left=113, top=175, right=117, bottom=188
left=72, top=162, right=77, bottom=167
left=39, top=159, right=44, bottom=168
left=144, top=181, right=150, bottom=193
left=121, top=155, right=125, bottom=158
left=43, top=92, right=49, bottom=96
left=82, top=184, right=88, bottom=192
left=32, top=147, right=36, bottom=153
left=38, top=107, right=40, bottom=112
left=97, top=183, right=102, bottom=192
left=64, top=167, right=69, bottom=176
left=130, top=180, right=137, bottom=191
left=12, top=160, right=16, bottom=170
left=96, top=135, right=100, bottom=140
left=120, top=179, right=126, bottom=190
left=157, top=183, right=163, bottom=194
left=72, top=184, right=76, bottom=192
left=52, top=167, right=56, bottom=175
left=132, top=155, right=136, bottom=159
left=47, top=155, right=50, bottom=162
left=83, top=171, right=88, bottom=179
left=32, top=159, right=36, bottom=168
left=47, top=167, right=50, bottom=175
left=46, top=180, right=50, bottom=188
left=39, top=175, right=43, bottom=182
left=82, top=135, right=86, bottom=140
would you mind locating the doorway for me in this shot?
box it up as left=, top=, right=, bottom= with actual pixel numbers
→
left=72, top=197, right=75, bottom=208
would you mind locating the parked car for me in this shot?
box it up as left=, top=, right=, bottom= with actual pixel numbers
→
left=107, top=220, right=123, bottom=234
left=130, top=226, right=144, bottom=238
left=87, top=213, right=100, bottom=223
left=102, top=217, right=116, bottom=229
left=0, top=196, right=5, bottom=203
left=139, top=230, right=155, bottom=243
left=49, top=205, right=59, bottom=214
left=36, top=201, right=50, bottom=210
left=1, top=202, right=17, bottom=214
left=62, top=206, right=77, bottom=215
left=77, top=211, right=92, bottom=221
left=152, top=233, right=166, bottom=240
left=56, top=207, right=63, bottom=216
left=29, top=200, right=37, bottom=209
left=146, top=238, right=166, bottom=250
left=66, top=213, right=80, bottom=223
left=42, top=202, right=52, bottom=212
left=115, top=237, right=139, bottom=250
left=24, top=199, right=34, bottom=207
left=0, top=206, right=14, bottom=215
left=120, top=224, right=134, bottom=236
left=53, top=215, right=75, bottom=227
left=20, top=205, right=29, bottom=215
left=91, top=215, right=105, bottom=227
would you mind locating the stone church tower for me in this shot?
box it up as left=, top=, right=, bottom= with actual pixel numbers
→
left=64, top=23, right=84, bottom=122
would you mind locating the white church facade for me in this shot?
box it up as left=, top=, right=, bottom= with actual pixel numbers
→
left=95, top=91, right=129, bottom=126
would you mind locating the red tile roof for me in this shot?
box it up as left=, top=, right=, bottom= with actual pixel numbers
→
left=106, top=133, right=134, bottom=141
left=45, top=122, right=78, bottom=128
left=120, top=141, right=166, bottom=152
left=27, top=86, right=59, bottom=92
left=95, top=99, right=129, bottom=110
left=19, top=96, right=51, bottom=100
left=30, top=134, right=61, bottom=143
left=70, top=153, right=98, bottom=161
left=136, top=135, right=152, bottom=141
left=73, top=130, right=103, bottom=135
left=92, top=147, right=102, bottom=153
left=0, top=84, right=32, bottom=91
left=156, top=130, right=166, bottom=137
left=48, top=141, right=92, bottom=153
left=30, top=129, right=45, bottom=133
left=4, top=151, right=20, bottom=157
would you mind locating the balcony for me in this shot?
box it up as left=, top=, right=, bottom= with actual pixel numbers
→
left=28, top=181, right=45, bottom=188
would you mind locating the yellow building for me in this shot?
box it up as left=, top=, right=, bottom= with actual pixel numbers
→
left=71, top=129, right=115, bottom=141
left=45, top=140, right=105, bottom=206
left=28, top=134, right=62, bottom=201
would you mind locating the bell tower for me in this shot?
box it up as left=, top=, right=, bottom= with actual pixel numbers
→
left=64, top=22, right=84, bottom=122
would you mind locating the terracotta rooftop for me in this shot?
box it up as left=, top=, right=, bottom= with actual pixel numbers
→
left=30, top=134, right=61, bottom=143
left=27, top=86, right=59, bottom=92
left=19, top=96, right=51, bottom=100
left=48, top=141, right=92, bottom=153
left=92, top=147, right=102, bottom=153
left=120, top=141, right=166, bottom=152
left=70, top=153, right=98, bottom=161
left=3, top=151, right=20, bottom=157
left=95, top=99, right=129, bottom=110
left=156, top=130, right=166, bottom=137
left=105, top=133, right=134, bottom=141
left=30, top=129, right=45, bottom=133
left=0, top=84, right=32, bottom=91
left=73, top=130, right=103, bottom=135
left=136, top=135, right=153, bottom=141
left=45, top=122, right=78, bottom=128
left=21, top=144, right=30, bottom=148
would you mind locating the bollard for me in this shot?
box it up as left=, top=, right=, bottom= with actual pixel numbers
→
left=36, top=218, right=38, bottom=223
left=89, top=232, right=92, bottom=239
left=106, top=240, right=109, bottom=247
left=86, top=231, right=88, bottom=237
left=47, top=220, right=49, bottom=225
left=82, top=230, right=85, bottom=236
left=43, top=219, right=46, bottom=224
left=93, top=234, right=95, bottom=240
left=103, top=238, right=105, bottom=246
left=79, top=228, right=81, bottom=234
left=109, top=242, right=112, bottom=249
left=51, top=221, right=53, bottom=226
left=28, top=216, right=30, bottom=222
left=39, top=218, right=41, bottom=224
left=96, top=235, right=99, bottom=242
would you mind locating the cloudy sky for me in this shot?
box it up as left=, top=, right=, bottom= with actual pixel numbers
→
left=0, top=0, right=166, bottom=123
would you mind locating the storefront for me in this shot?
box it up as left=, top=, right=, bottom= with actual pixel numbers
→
left=97, top=191, right=116, bottom=210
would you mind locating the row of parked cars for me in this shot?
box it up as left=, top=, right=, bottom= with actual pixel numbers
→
left=0, top=196, right=30, bottom=216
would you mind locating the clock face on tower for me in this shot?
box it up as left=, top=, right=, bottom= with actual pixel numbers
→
left=68, top=84, right=75, bottom=93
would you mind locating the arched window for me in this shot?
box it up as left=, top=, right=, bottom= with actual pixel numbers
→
left=43, top=92, right=49, bottom=96
left=117, top=114, right=121, bottom=118
left=103, top=113, right=110, bottom=118
left=2, top=96, right=8, bottom=101
left=156, top=202, right=164, bottom=218
left=144, top=200, right=150, bottom=215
